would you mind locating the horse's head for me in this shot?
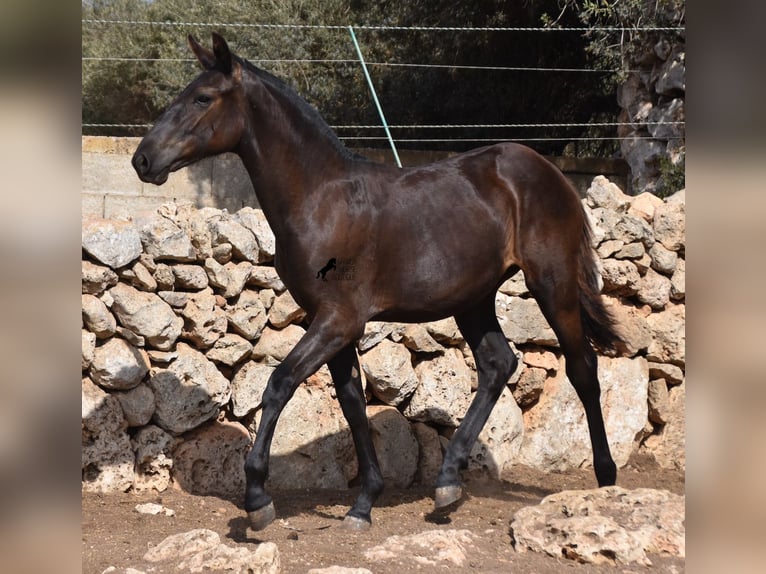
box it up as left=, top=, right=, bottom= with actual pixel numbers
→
left=133, top=33, right=247, bottom=185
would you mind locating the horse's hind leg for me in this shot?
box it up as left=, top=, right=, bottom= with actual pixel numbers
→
left=327, top=344, right=384, bottom=530
left=434, top=294, right=519, bottom=508
left=525, top=270, right=617, bottom=487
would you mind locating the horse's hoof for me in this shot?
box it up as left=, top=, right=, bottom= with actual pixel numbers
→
left=340, top=515, right=371, bottom=531
left=247, top=502, right=276, bottom=531
left=434, top=485, right=463, bottom=509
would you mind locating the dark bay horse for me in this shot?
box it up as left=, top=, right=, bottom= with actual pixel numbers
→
left=133, top=33, right=622, bottom=531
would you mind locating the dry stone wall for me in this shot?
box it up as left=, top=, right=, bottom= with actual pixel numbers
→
left=81, top=177, right=685, bottom=496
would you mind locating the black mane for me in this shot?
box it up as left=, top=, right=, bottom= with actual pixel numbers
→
left=237, top=56, right=365, bottom=162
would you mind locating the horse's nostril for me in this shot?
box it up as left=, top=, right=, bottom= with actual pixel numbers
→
left=132, top=152, right=149, bottom=175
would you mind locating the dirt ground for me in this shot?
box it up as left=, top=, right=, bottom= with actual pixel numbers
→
left=82, top=455, right=685, bottom=574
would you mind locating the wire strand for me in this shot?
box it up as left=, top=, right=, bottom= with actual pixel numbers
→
left=82, top=19, right=685, bottom=33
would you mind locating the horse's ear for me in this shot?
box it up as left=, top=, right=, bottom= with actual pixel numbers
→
left=212, top=33, right=233, bottom=76
left=188, top=35, right=216, bottom=70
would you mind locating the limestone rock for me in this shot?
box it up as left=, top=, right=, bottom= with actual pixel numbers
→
left=600, top=259, right=641, bottom=296
left=518, top=356, right=649, bottom=471
left=226, top=289, right=269, bottom=340
left=235, top=207, right=276, bottom=262
left=260, top=288, right=276, bottom=310
left=82, top=260, right=119, bottom=295
left=82, top=329, right=96, bottom=371
left=82, top=218, right=142, bottom=269
left=135, top=212, right=196, bottom=262
left=648, top=361, right=684, bottom=386
left=586, top=206, right=616, bottom=246
left=496, top=294, right=557, bottom=346
left=212, top=242, right=233, bottom=264
left=522, top=349, right=558, bottom=371
left=585, top=176, right=631, bottom=212
left=358, top=321, right=398, bottom=352
left=642, top=382, right=685, bottom=470
left=135, top=502, right=175, bottom=516
left=513, top=367, right=547, bottom=407
left=230, top=361, right=274, bottom=418
left=248, top=265, right=285, bottom=291
left=647, top=304, right=685, bottom=367
left=628, top=192, right=664, bottom=222
left=401, top=324, right=444, bottom=354
left=606, top=297, right=652, bottom=357
left=404, top=349, right=472, bottom=426
left=468, top=386, right=524, bottom=478
left=498, top=270, right=529, bottom=296
left=511, top=486, right=685, bottom=565
left=119, top=261, right=157, bottom=292
left=205, top=257, right=231, bottom=291
left=364, top=530, right=475, bottom=567
left=113, top=383, right=155, bottom=427
left=157, top=291, right=188, bottom=308
left=172, top=420, right=252, bottom=498
left=206, top=333, right=253, bottom=367
left=172, top=264, right=209, bottom=290
left=209, top=216, right=260, bottom=263
left=252, top=324, right=306, bottom=363
left=143, top=529, right=221, bottom=562
left=173, top=204, right=214, bottom=260
left=179, top=288, right=227, bottom=349
left=653, top=201, right=685, bottom=252
left=81, top=377, right=134, bottom=492
left=636, top=268, right=672, bottom=310
left=132, top=424, right=175, bottom=492
left=360, top=339, right=419, bottom=407
left=614, top=213, right=655, bottom=248
left=670, top=258, right=685, bottom=301
left=178, top=541, right=279, bottom=574
left=224, top=261, right=253, bottom=298
left=367, top=405, right=418, bottom=488
left=648, top=242, right=678, bottom=275
left=647, top=378, right=670, bottom=424
left=424, top=317, right=463, bottom=346
left=109, top=283, right=183, bottom=350
left=89, top=337, right=149, bottom=390
left=268, top=290, right=306, bottom=329
left=148, top=343, right=231, bottom=434
left=153, top=263, right=175, bottom=291
left=144, top=528, right=280, bottom=574
left=614, top=241, right=645, bottom=260
left=411, top=422, right=443, bottom=486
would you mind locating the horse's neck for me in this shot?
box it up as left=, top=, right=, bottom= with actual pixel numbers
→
left=237, top=79, right=353, bottom=240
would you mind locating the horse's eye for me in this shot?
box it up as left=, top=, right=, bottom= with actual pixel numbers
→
left=195, top=94, right=212, bottom=106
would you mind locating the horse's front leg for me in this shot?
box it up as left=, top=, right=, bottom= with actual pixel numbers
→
left=244, top=311, right=363, bottom=531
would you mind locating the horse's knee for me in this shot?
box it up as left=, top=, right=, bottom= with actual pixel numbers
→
left=484, top=342, right=518, bottom=389
left=500, top=347, right=519, bottom=381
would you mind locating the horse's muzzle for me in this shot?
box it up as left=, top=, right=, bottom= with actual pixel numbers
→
left=132, top=151, right=169, bottom=185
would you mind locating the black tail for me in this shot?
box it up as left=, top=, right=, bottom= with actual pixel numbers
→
left=577, top=216, right=623, bottom=354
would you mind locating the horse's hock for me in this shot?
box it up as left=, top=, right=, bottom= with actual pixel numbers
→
left=81, top=174, right=685, bottom=495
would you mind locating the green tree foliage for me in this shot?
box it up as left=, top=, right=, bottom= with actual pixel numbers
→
left=82, top=0, right=666, bottom=156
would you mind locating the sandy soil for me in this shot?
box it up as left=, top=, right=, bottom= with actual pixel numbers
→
left=82, top=455, right=684, bottom=574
